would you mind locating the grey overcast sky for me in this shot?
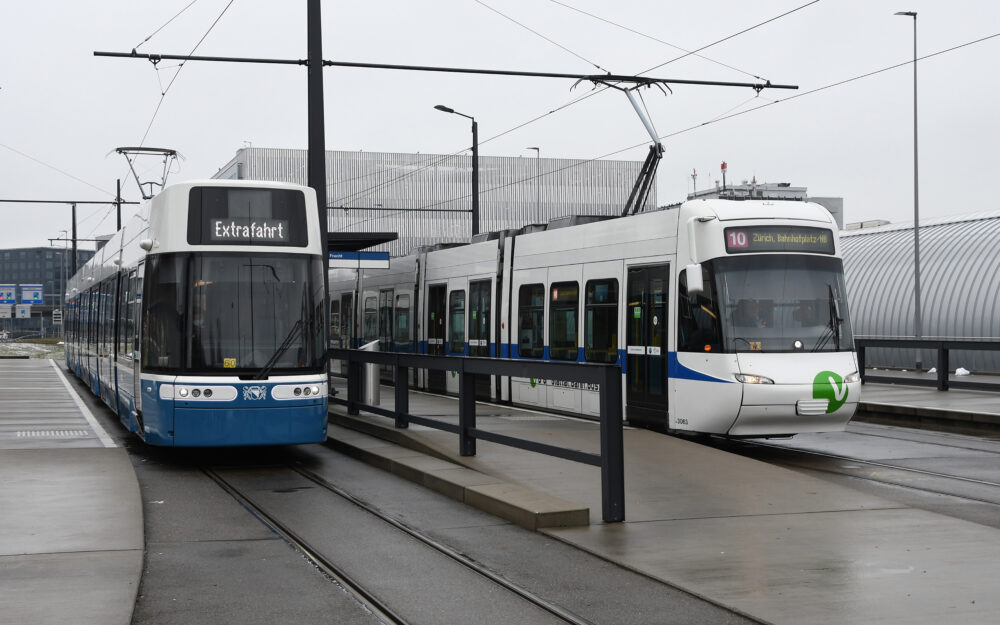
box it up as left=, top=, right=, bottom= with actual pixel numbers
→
left=1, top=0, right=998, bottom=251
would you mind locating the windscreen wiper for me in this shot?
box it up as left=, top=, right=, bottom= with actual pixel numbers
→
left=812, top=285, right=842, bottom=352
left=254, top=319, right=303, bottom=380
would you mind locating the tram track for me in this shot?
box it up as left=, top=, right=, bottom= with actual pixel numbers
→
left=203, top=463, right=596, bottom=625
left=713, top=426, right=1000, bottom=510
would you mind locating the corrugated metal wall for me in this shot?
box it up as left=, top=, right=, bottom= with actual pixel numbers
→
left=841, top=211, right=1000, bottom=372
left=214, top=147, right=649, bottom=257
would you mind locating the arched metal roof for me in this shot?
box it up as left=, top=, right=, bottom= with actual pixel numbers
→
left=841, top=210, right=1000, bottom=372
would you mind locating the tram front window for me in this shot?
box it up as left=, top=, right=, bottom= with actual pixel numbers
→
left=713, top=255, right=853, bottom=353
left=143, top=252, right=326, bottom=373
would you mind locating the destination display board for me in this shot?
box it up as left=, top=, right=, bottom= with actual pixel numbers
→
left=724, top=226, right=835, bottom=255
left=0, top=284, right=14, bottom=304
left=188, top=187, right=307, bottom=246
left=19, top=284, right=43, bottom=305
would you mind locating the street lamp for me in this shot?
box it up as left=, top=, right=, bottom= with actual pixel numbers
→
left=896, top=10, right=922, bottom=367
left=526, top=147, right=540, bottom=223
left=434, top=104, right=480, bottom=237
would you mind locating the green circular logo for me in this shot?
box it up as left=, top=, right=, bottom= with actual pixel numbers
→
left=813, top=370, right=848, bottom=413
left=530, top=378, right=537, bottom=388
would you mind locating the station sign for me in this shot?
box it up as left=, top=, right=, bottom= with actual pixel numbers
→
left=0, top=284, right=14, bottom=304
left=20, top=284, right=44, bottom=305
left=328, top=251, right=390, bottom=269
left=15, top=304, right=31, bottom=319
left=0, top=305, right=11, bottom=319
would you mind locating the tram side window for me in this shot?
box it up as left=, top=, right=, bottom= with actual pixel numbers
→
left=517, top=283, right=545, bottom=358
left=678, top=268, right=722, bottom=353
left=363, top=296, right=377, bottom=343
left=142, top=255, right=186, bottom=370
left=549, top=282, right=579, bottom=361
left=448, top=290, right=466, bottom=354
left=584, top=279, right=619, bottom=363
left=395, top=294, right=411, bottom=351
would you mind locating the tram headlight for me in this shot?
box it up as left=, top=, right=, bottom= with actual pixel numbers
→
left=191, top=389, right=201, bottom=398
left=178, top=388, right=189, bottom=397
left=844, top=371, right=860, bottom=384
left=734, top=373, right=775, bottom=384
left=310, top=385, right=320, bottom=396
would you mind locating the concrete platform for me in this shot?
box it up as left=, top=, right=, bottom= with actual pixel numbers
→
left=858, top=380, right=1000, bottom=435
left=328, top=387, right=1000, bottom=624
left=0, top=359, right=143, bottom=625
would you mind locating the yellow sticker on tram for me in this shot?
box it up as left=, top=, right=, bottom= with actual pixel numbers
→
left=224, top=358, right=237, bottom=368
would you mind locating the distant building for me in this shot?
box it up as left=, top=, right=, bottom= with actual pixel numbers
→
left=0, top=247, right=94, bottom=335
left=687, top=181, right=844, bottom=229
left=214, top=147, right=650, bottom=257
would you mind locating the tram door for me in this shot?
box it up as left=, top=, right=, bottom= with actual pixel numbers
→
left=625, top=264, right=669, bottom=427
left=427, top=284, right=447, bottom=393
left=469, top=279, right=492, bottom=400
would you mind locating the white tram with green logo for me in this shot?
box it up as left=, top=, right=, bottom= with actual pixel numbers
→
left=330, top=199, right=859, bottom=437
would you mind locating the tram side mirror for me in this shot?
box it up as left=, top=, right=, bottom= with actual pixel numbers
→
left=685, top=264, right=704, bottom=297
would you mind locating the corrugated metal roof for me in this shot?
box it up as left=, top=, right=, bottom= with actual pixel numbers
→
left=841, top=210, right=1000, bottom=371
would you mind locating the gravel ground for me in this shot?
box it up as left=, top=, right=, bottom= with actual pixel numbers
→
left=0, top=342, right=65, bottom=359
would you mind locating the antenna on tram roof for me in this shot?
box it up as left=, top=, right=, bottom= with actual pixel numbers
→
left=112, top=146, right=183, bottom=200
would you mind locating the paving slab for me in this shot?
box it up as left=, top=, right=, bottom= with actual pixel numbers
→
left=329, top=388, right=1000, bottom=625
left=0, top=359, right=143, bottom=625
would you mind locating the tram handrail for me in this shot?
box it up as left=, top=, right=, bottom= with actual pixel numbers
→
left=327, top=347, right=625, bottom=523
left=855, top=337, right=1000, bottom=392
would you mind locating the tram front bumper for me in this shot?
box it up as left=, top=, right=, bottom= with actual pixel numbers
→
left=729, top=382, right=859, bottom=436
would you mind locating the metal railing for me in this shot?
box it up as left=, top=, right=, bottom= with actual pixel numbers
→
left=328, top=347, right=625, bottom=523
left=856, top=337, right=1000, bottom=392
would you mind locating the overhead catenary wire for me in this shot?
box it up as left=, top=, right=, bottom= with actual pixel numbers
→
left=135, top=0, right=236, bottom=149
left=333, top=2, right=818, bottom=204
left=472, top=0, right=609, bottom=73
left=358, top=30, right=1000, bottom=225
left=133, top=0, right=202, bottom=51
left=637, top=0, right=821, bottom=76
left=547, top=0, right=767, bottom=80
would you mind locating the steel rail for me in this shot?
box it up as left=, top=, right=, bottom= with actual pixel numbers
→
left=292, top=463, right=597, bottom=625
left=731, top=438, right=1000, bottom=504
left=202, top=467, right=411, bottom=625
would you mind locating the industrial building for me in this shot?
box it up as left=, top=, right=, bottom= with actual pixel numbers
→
left=840, top=211, right=1000, bottom=372
left=214, top=147, right=651, bottom=257
left=0, top=247, right=94, bottom=335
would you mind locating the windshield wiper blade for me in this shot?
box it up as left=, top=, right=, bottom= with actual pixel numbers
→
left=254, top=319, right=303, bottom=380
left=813, top=284, right=842, bottom=352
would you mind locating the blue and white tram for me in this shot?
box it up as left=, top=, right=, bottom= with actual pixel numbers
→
left=65, top=180, right=329, bottom=446
left=330, top=199, right=859, bottom=437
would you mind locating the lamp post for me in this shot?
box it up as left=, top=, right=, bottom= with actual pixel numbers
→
left=434, top=104, right=480, bottom=237
left=896, top=10, right=922, bottom=367
left=526, top=147, right=540, bottom=223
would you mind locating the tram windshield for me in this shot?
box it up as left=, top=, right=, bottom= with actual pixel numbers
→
left=679, top=255, right=853, bottom=353
left=142, top=252, right=326, bottom=374
left=716, top=255, right=853, bottom=353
